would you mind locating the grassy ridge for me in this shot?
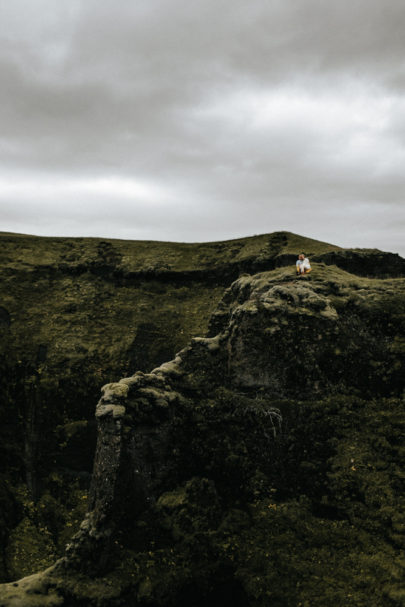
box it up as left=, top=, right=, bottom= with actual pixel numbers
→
left=0, top=230, right=339, bottom=272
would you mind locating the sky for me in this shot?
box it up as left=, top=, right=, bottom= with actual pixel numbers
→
left=0, top=0, right=405, bottom=256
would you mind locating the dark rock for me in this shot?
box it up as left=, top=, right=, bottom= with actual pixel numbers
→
left=0, top=308, right=10, bottom=328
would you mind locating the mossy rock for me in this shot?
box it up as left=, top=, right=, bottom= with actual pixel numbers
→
left=1, top=232, right=405, bottom=605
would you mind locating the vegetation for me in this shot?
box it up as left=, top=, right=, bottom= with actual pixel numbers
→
left=0, top=231, right=404, bottom=606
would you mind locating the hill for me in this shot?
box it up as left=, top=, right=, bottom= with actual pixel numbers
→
left=0, top=232, right=404, bottom=605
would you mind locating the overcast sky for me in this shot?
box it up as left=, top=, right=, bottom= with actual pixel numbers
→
left=1, top=0, right=404, bottom=255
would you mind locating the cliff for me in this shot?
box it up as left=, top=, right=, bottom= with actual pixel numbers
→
left=0, top=233, right=404, bottom=606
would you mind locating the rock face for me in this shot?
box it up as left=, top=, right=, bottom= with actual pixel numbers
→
left=7, top=227, right=403, bottom=579
left=1, top=259, right=404, bottom=606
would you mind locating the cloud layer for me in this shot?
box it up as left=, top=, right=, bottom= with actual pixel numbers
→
left=1, top=0, right=404, bottom=254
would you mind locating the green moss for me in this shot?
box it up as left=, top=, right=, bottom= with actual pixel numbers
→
left=0, top=568, right=64, bottom=606
left=157, top=487, right=187, bottom=510
left=3, top=485, right=88, bottom=582
left=1, top=231, right=404, bottom=604
left=5, top=517, right=56, bottom=580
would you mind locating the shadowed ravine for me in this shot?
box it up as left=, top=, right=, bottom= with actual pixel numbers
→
left=0, top=232, right=404, bottom=606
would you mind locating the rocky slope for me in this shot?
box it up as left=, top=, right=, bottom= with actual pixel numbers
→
left=0, top=239, right=404, bottom=606
left=0, top=228, right=369, bottom=579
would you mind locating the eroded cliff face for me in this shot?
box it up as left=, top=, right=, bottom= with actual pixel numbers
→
left=6, top=229, right=404, bottom=580
left=1, top=261, right=404, bottom=607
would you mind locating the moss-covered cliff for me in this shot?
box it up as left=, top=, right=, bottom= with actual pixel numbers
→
left=0, top=232, right=404, bottom=606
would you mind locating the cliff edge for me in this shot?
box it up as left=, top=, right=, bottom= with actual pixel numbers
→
left=1, top=260, right=404, bottom=606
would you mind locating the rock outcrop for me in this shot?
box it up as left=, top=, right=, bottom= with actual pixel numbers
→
left=1, top=260, right=404, bottom=606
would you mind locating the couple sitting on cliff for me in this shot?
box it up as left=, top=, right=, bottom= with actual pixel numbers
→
left=296, top=253, right=311, bottom=276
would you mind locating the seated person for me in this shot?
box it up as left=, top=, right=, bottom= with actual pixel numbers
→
left=296, top=253, right=311, bottom=275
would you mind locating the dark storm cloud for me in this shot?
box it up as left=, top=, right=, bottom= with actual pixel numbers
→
left=0, top=0, right=404, bottom=254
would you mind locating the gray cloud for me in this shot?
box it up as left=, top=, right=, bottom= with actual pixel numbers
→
left=0, top=0, right=405, bottom=255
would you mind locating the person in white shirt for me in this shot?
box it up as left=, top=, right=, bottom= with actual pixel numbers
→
left=296, top=253, right=311, bottom=276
